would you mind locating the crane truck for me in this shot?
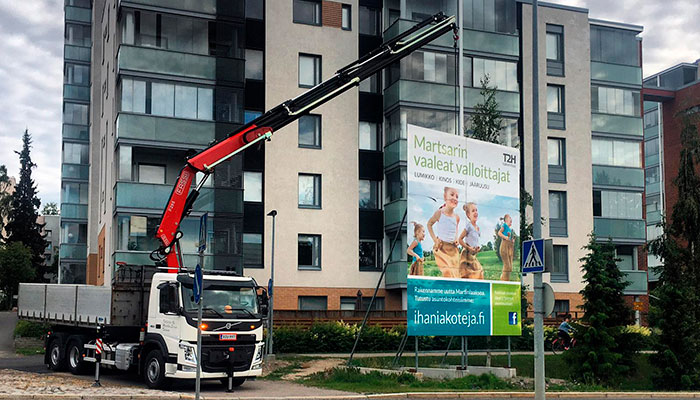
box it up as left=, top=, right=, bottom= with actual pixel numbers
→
left=17, top=13, right=457, bottom=390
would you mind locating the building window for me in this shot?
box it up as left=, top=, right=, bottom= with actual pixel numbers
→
left=138, top=164, right=166, bottom=184
left=551, top=299, right=570, bottom=317
left=242, top=233, right=263, bottom=268
left=63, top=103, right=88, bottom=125
left=121, top=10, right=214, bottom=56
left=293, top=0, right=321, bottom=26
left=646, top=166, right=660, bottom=187
left=65, top=23, right=91, bottom=46
left=359, top=180, right=380, bottom=209
left=298, top=234, right=321, bottom=270
left=298, top=114, right=321, bottom=149
left=546, top=24, right=564, bottom=76
left=644, top=109, right=659, bottom=128
left=593, top=190, right=643, bottom=220
left=342, top=4, right=351, bottom=30
left=551, top=245, right=569, bottom=283
left=462, top=0, right=517, bottom=34
left=298, top=295, right=326, bottom=310
left=547, top=138, right=566, bottom=183
left=298, top=174, right=321, bottom=208
left=359, top=6, right=381, bottom=36
left=341, top=296, right=385, bottom=310
left=359, top=240, right=380, bottom=270
left=591, top=86, right=641, bottom=117
left=243, top=171, right=263, bottom=202
left=646, top=194, right=661, bottom=218
left=121, top=78, right=214, bottom=121
left=590, top=25, right=640, bottom=67
left=245, top=110, right=262, bottom=123
left=245, top=49, right=264, bottom=80
left=62, top=182, right=89, bottom=204
left=385, top=168, right=406, bottom=202
left=245, top=0, right=264, bottom=20
left=215, top=87, right=244, bottom=123
left=547, top=85, right=565, bottom=130
left=299, top=53, right=321, bottom=88
left=61, top=222, right=87, bottom=244
left=63, top=142, right=89, bottom=164
left=549, top=191, right=567, bottom=237
left=359, top=72, right=380, bottom=93
left=359, top=122, right=381, bottom=151
left=64, top=63, right=90, bottom=86
left=645, top=138, right=660, bottom=160
left=591, top=138, right=641, bottom=168
left=616, top=245, right=637, bottom=270
left=472, top=57, right=518, bottom=91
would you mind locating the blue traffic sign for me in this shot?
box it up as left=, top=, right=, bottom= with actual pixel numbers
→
left=522, top=239, right=545, bottom=273
left=198, top=213, right=208, bottom=253
left=193, top=264, right=203, bottom=304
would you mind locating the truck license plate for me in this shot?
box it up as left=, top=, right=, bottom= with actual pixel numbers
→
left=219, top=333, right=237, bottom=341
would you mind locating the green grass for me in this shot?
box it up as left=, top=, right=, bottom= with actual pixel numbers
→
left=303, top=367, right=520, bottom=393
left=261, top=356, right=318, bottom=381
left=408, top=250, right=522, bottom=281
left=15, top=346, right=44, bottom=356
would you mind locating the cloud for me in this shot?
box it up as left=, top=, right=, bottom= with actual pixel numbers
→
left=0, top=0, right=63, bottom=207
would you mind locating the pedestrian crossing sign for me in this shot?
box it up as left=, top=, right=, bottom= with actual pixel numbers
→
left=522, top=239, right=545, bottom=273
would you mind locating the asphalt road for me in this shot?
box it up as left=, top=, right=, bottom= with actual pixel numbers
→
left=0, top=311, right=18, bottom=358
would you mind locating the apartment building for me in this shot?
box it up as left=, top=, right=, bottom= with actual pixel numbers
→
left=642, top=60, right=700, bottom=286
left=60, top=0, right=648, bottom=318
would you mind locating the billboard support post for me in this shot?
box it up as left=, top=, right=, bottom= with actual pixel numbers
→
left=414, top=337, right=419, bottom=370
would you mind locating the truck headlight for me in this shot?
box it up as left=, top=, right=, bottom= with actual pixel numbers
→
left=252, top=344, right=264, bottom=368
left=179, top=343, right=197, bottom=365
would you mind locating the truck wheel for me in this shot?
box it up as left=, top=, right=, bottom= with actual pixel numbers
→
left=47, top=339, right=66, bottom=371
left=67, top=340, right=89, bottom=375
left=220, top=377, right=246, bottom=388
left=144, top=350, right=170, bottom=389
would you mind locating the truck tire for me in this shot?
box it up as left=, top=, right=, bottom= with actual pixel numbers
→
left=220, top=377, right=246, bottom=388
left=66, top=339, right=90, bottom=375
left=143, top=350, right=170, bottom=389
left=47, top=339, right=66, bottom=371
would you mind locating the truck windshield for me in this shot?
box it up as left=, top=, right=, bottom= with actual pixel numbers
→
left=181, top=283, right=258, bottom=317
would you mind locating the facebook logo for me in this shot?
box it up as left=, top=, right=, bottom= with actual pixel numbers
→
left=508, top=312, right=518, bottom=326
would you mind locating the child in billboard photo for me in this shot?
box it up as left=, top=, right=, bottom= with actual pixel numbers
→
left=427, top=187, right=461, bottom=278
left=498, top=214, right=515, bottom=281
left=458, top=202, right=484, bottom=279
left=407, top=222, right=425, bottom=276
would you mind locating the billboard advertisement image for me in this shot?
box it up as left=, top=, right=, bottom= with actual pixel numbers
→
left=406, top=124, right=521, bottom=336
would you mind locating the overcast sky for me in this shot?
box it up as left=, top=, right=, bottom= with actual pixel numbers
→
left=0, top=0, right=698, bottom=208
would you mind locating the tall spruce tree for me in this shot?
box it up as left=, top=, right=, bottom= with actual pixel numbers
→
left=564, top=234, right=632, bottom=385
left=5, top=130, right=47, bottom=280
left=648, top=111, right=700, bottom=390
left=467, top=75, right=503, bottom=144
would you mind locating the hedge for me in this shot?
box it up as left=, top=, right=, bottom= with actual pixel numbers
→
left=14, top=320, right=49, bottom=338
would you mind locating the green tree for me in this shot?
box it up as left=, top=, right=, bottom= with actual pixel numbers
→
left=5, top=130, right=47, bottom=280
left=648, top=111, right=700, bottom=390
left=41, top=202, right=59, bottom=216
left=565, top=234, right=632, bottom=385
left=0, top=242, right=35, bottom=309
left=0, top=165, right=12, bottom=243
left=467, top=75, right=503, bottom=144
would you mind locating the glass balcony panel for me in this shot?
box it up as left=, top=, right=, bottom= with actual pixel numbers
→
left=115, top=182, right=243, bottom=213
left=62, top=163, right=89, bottom=180
left=644, top=126, right=659, bottom=140
left=63, top=124, right=89, bottom=140
left=592, top=165, right=644, bottom=188
left=384, top=199, right=406, bottom=229
left=646, top=210, right=662, bottom=225
left=462, top=28, right=519, bottom=56
left=64, top=45, right=91, bottom=62
left=622, top=270, right=648, bottom=295
left=118, top=45, right=244, bottom=83
left=60, top=204, right=88, bottom=219
left=645, top=181, right=661, bottom=194
left=64, top=84, right=90, bottom=101
left=383, top=19, right=456, bottom=49
left=594, top=217, right=646, bottom=241
left=384, top=80, right=519, bottom=113
left=385, top=260, right=407, bottom=287
left=384, top=139, right=407, bottom=167
left=117, top=0, right=243, bottom=17
left=116, top=113, right=216, bottom=146
left=65, top=5, right=91, bottom=23
left=591, top=114, right=643, bottom=136
left=645, top=153, right=660, bottom=168
left=113, top=252, right=241, bottom=274
left=590, top=62, right=642, bottom=86
left=465, top=87, right=520, bottom=113
left=60, top=243, right=87, bottom=260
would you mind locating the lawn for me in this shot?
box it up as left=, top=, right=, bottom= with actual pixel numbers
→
left=412, top=250, right=522, bottom=281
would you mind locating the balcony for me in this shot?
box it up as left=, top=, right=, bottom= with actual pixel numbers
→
left=60, top=244, right=87, bottom=260
left=465, top=87, right=519, bottom=113
left=385, top=260, right=407, bottom=288
left=594, top=218, right=646, bottom=243
left=592, top=165, right=644, bottom=189
left=591, top=113, right=643, bottom=136
left=117, top=0, right=243, bottom=18
left=646, top=181, right=661, bottom=195
left=384, top=139, right=407, bottom=168
left=646, top=210, right=662, bottom=225
left=118, top=45, right=244, bottom=83
left=63, top=124, right=89, bottom=141
left=65, top=5, right=91, bottom=23
left=384, top=200, right=406, bottom=231
left=622, top=270, right=648, bottom=295
left=62, top=163, right=89, bottom=180
left=61, top=204, right=88, bottom=220
left=114, top=182, right=243, bottom=214
left=116, top=113, right=216, bottom=147
left=644, top=125, right=659, bottom=140
left=64, top=45, right=90, bottom=62
left=383, top=19, right=456, bottom=49
left=113, top=251, right=241, bottom=274
left=645, top=153, right=660, bottom=168
left=590, top=62, right=642, bottom=86
left=64, top=84, right=90, bottom=102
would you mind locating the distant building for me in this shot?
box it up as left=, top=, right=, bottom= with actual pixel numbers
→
left=38, top=214, right=60, bottom=283
left=0, top=176, right=16, bottom=241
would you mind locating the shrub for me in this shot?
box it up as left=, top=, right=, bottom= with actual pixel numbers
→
left=14, top=320, right=48, bottom=338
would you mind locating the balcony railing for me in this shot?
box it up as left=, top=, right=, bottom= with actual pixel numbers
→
left=117, top=0, right=243, bottom=17
left=384, top=80, right=519, bottom=113
left=592, top=165, right=644, bottom=188
left=384, top=199, right=406, bottom=231
left=622, top=270, right=648, bottom=295
left=60, top=244, right=87, bottom=260
left=64, top=45, right=90, bottom=62
left=594, top=217, right=646, bottom=242
left=116, top=113, right=216, bottom=147
left=60, top=203, right=88, bottom=220
left=384, top=139, right=406, bottom=168
left=385, top=260, right=407, bottom=288
left=591, top=113, right=643, bottom=136
left=63, top=124, right=89, bottom=141
left=590, top=62, right=642, bottom=86
left=114, top=181, right=243, bottom=213
left=65, top=5, right=91, bottom=23
left=63, top=84, right=90, bottom=101
left=62, top=163, right=89, bottom=180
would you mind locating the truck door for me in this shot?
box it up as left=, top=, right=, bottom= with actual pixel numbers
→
left=154, top=282, right=181, bottom=353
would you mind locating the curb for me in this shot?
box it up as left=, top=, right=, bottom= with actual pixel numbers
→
left=3, top=393, right=700, bottom=400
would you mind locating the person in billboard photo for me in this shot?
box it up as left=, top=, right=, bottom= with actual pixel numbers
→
left=407, top=222, right=425, bottom=276
left=427, top=187, right=461, bottom=278
left=458, top=202, right=485, bottom=279
left=498, top=214, right=515, bottom=281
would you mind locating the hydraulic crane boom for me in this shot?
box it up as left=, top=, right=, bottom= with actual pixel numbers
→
left=153, top=12, right=457, bottom=270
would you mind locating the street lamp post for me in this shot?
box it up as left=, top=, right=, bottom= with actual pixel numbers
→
left=266, top=210, right=277, bottom=358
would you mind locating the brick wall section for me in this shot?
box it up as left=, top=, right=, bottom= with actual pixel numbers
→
left=274, top=286, right=402, bottom=310
left=322, top=1, right=342, bottom=28
left=526, top=291, right=584, bottom=315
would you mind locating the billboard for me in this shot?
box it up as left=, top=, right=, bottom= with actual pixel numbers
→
left=406, top=124, right=521, bottom=336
